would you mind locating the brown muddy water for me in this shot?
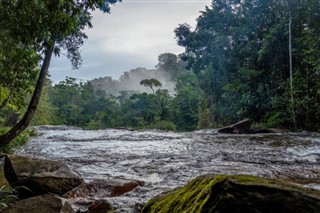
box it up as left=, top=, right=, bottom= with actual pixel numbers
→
left=14, top=126, right=320, bottom=212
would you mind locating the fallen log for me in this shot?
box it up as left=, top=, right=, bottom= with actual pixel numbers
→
left=217, top=119, right=251, bottom=134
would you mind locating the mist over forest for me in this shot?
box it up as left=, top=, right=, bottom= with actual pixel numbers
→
left=89, top=52, right=187, bottom=97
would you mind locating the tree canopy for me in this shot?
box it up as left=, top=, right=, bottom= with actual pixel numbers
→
left=140, top=79, right=162, bottom=94
left=175, top=0, right=320, bottom=130
left=0, top=0, right=121, bottom=146
left=1, top=0, right=319, bottom=136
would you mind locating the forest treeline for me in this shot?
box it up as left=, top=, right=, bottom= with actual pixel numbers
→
left=1, top=0, right=319, bottom=132
left=31, top=53, right=199, bottom=131
left=175, top=0, right=320, bottom=131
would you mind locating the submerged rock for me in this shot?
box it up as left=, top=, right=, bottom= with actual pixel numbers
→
left=142, top=174, right=320, bottom=213
left=63, top=179, right=144, bottom=212
left=2, top=194, right=74, bottom=213
left=88, top=200, right=112, bottom=213
left=4, top=155, right=83, bottom=197
left=63, top=179, right=145, bottom=199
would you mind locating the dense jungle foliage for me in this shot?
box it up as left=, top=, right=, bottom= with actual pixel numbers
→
left=32, top=54, right=200, bottom=131
left=174, top=0, right=320, bottom=130
left=0, top=0, right=121, bottom=146
left=1, top=0, right=319, bottom=133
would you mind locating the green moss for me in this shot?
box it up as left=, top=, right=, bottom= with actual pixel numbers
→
left=143, top=175, right=225, bottom=213
left=142, top=175, right=320, bottom=213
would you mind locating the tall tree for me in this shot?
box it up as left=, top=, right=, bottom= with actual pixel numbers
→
left=175, top=0, right=320, bottom=129
left=140, top=79, right=162, bottom=94
left=0, top=0, right=120, bottom=146
left=172, top=71, right=201, bottom=130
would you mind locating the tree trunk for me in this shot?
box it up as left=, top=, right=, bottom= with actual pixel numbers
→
left=0, top=45, right=54, bottom=146
left=288, top=13, right=296, bottom=128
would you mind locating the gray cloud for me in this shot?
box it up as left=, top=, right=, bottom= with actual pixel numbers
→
left=50, top=0, right=211, bottom=83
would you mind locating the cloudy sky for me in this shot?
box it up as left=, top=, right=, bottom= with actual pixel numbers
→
left=50, top=0, right=212, bottom=83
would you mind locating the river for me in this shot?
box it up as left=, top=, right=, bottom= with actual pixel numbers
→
left=14, top=126, right=320, bottom=212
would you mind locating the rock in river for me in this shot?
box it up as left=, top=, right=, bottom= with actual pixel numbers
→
left=4, top=155, right=83, bottom=197
left=142, top=174, right=320, bottom=213
left=64, top=179, right=145, bottom=199
left=88, top=200, right=113, bottom=213
left=2, top=194, right=74, bottom=213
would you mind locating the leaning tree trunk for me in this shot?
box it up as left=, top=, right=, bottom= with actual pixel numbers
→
left=0, top=45, right=54, bottom=146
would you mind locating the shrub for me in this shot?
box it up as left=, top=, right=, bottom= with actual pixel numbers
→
left=0, top=186, right=17, bottom=210
left=0, top=127, right=36, bottom=153
left=148, top=120, right=176, bottom=131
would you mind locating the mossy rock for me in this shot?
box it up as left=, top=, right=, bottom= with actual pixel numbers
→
left=142, top=174, right=320, bottom=213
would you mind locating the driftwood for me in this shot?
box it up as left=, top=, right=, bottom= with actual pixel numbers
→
left=217, top=119, right=289, bottom=134
left=217, top=119, right=251, bottom=134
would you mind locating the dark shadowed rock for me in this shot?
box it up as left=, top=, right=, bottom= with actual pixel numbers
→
left=142, top=174, right=320, bottom=213
left=63, top=179, right=145, bottom=199
left=2, top=194, right=74, bottom=213
left=218, top=119, right=251, bottom=134
left=4, top=155, right=83, bottom=198
left=88, top=200, right=112, bottom=213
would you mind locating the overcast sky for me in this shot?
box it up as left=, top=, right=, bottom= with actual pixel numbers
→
left=50, top=0, right=212, bottom=83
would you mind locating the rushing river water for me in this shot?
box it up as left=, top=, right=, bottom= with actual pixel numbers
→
left=15, top=126, right=320, bottom=212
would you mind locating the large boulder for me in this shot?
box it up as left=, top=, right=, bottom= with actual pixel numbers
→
left=2, top=194, right=74, bottom=213
left=142, top=174, right=320, bottom=213
left=4, top=155, right=83, bottom=197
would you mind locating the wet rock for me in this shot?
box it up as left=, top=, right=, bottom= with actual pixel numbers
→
left=142, top=174, right=320, bottom=213
left=4, top=155, right=83, bottom=198
left=63, top=179, right=145, bottom=199
left=111, top=180, right=145, bottom=196
left=2, top=194, right=74, bottom=213
left=88, top=200, right=112, bottom=213
left=217, top=119, right=251, bottom=134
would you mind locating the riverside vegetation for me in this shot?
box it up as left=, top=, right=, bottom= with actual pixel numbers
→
left=1, top=0, right=320, bottom=136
